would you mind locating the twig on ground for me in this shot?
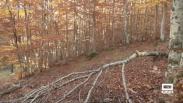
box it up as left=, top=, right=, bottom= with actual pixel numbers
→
left=78, top=88, right=82, bottom=103
left=128, top=88, right=137, bottom=94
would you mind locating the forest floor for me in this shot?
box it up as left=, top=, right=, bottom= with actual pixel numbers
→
left=0, top=40, right=169, bottom=103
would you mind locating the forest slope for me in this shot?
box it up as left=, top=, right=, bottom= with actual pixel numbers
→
left=0, top=40, right=168, bottom=102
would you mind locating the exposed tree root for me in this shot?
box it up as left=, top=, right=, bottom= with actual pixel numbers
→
left=0, top=51, right=168, bottom=103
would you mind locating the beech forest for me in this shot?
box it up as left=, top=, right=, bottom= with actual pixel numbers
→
left=0, top=0, right=183, bottom=103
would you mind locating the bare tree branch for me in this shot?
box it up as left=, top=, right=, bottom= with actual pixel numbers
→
left=84, top=69, right=103, bottom=103
left=56, top=72, right=94, bottom=103
left=121, top=63, right=132, bottom=103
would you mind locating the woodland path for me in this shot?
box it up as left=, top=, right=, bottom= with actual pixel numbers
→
left=0, top=41, right=168, bottom=102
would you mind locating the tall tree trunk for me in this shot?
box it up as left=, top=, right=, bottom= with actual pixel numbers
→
left=160, top=3, right=167, bottom=42
left=154, top=5, right=159, bottom=39
left=112, top=0, right=115, bottom=47
left=166, top=1, right=183, bottom=102
left=91, top=0, right=96, bottom=53
left=167, top=0, right=183, bottom=83
left=24, top=4, right=31, bottom=46
left=123, top=0, right=129, bottom=44
left=8, top=9, right=18, bottom=48
left=65, top=10, right=69, bottom=59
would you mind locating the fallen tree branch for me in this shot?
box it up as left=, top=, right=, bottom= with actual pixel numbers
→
left=0, top=51, right=167, bottom=103
left=84, top=69, right=103, bottom=103
left=22, top=74, right=98, bottom=102
left=121, top=63, right=132, bottom=103
left=56, top=72, right=95, bottom=103
left=52, top=69, right=100, bottom=84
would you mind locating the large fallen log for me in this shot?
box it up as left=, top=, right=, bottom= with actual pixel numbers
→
left=0, top=51, right=168, bottom=103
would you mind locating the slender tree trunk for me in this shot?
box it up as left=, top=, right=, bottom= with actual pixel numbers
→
left=123, top=0, right=129, bottom=44
left=91, top=0, right=96, bottom=53
left=154, top=5, right=158, bottom=39
left=160, top=3, right=167, bottom=42
left=24, top=4, right=31, bottom=46
left=65, top=10, right=69, bottom=59
left=112, top=0, right=115, bottom=47
left=8, top=9, right=18, bottom=48
left=73, top=0, right=79, bottom=56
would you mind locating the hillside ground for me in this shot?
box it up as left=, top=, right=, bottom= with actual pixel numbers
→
left=0, top=40, right=169, bottom=102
